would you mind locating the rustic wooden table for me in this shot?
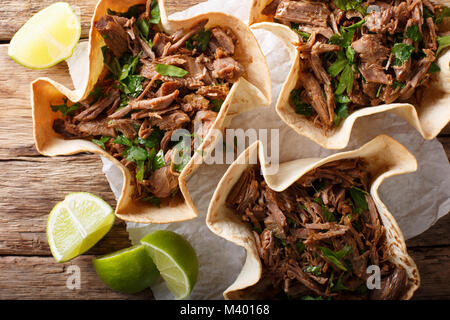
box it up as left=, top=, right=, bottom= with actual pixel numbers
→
left=0, top=0, right=449, bottom=300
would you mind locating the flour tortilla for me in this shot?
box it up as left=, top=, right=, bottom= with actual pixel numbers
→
left=206, top=135, right=420, bottom=299
left=31, top=0, right=271, bottom=223
left=249, top=0, right=450, bottom=149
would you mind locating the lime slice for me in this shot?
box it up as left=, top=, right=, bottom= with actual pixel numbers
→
left=8, top=2, right=81, bottom=69
left=93, top=245, right=160, bottom=293
left=47, top=192, right=115, bottom=263
left=141, top=230, right=198, bottom=299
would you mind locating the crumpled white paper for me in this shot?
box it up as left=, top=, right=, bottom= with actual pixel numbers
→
left=67, top=0, right=450, bottom=300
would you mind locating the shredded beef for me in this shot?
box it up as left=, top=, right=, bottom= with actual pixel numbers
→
left=276, top=0, right=445, bottom=131
left=227, top=158, right=408, bottom=300
left=51, top=0, right=243, bottom=204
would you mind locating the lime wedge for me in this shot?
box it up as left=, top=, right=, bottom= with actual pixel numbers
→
left=8, top=2, right=81, bottom=69
left=47, top=192, right=115, bottom=262
left=141, top=230, right=198, bottom=299
left=93, top=245, right=160, bottom=293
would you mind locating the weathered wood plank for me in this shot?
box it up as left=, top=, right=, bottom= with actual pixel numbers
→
left=0, top=255, right=153, bottom=299
left=410, top=246, right=450, bottom=300
left=407, top=214, right=450, bottom=248
left=0, top=247, right=447, bottom=299
left=0, top=0, right=205, bottom=42
left=0, top=154, right=132, bottom=256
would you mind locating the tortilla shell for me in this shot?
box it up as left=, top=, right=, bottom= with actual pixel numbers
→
left=31, top=0, right=271, bottom=223
left=206, top=135, right=420, bottom=299
left=249, top=0, right=450, bottom=149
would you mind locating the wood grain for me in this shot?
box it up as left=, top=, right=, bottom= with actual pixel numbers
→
left=0, top=248, right=447, bottom=299
left=0, top=255, right=153, bottom=299
left=0, top=154, right=131, bottom=256
left=0, top=0, right=205, bottom=41
left=409, top=246, right=450, bottom=299
left=0, top=0, right=448, bottom=300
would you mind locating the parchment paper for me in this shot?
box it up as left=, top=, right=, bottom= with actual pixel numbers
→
left=68, top=0, right=450, bottom=300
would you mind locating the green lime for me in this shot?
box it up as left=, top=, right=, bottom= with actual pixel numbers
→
left=8, top=2, right=81, bottom=69
left=141, top=230, right=198, bottom=299
left=46, top=192, right=115, bottom=262
left=93, top=245, right=160, bottom=293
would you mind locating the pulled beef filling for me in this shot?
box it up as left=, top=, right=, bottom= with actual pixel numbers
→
left=226, top=159, right=408, bottom=300
left=264, top=0, right=450, bottom=130
left=51, top=0, right=243, bottom=204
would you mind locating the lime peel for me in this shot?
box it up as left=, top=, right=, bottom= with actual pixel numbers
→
left=8, top=2, right=81, bottom=69
left=46, top=192, right=115, bottom=263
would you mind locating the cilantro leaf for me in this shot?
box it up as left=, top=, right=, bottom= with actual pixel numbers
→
left=120, top=75, right=144, bottom=97
left=155, top=64, right=189, bottom=78
left=304, top=265, right=322, bottom=276
left=348, top=187, right=369, bottom=212
left=142, top=195, right=161, bottom=207
left=149, top=0, right=161, bottom=24
left=172, top=136, right=192, bottom=172
left=290, top=89, right=313, bottom=116
left=392, top=43, right=414, bottom=65
left=125, top=145, right=148, bottom=162
left=137, top=18, right=150, bottom=41
left=335, top=64, right=354, bottom=95
left=119, top=52, right=142, bottom=81
left=291, top=24, right=310, bottom=42
left=406, top=25, right=422, bottom=42
left=333, top=102, right=349, bottom=127
left=113, top=135, right=133, bottom=147
left=152, top=149, right=165, bottom=170
left=330, top=275, right=349, bottom=292
left=319, top=246, right=353, bottom=271
left=342, top=19, right=366, bottom=31
left=333, top=0, right=366, bottom=14
left=92, top=136, right=110, bottom=149
left=328, top=52, right=348, bottom=77
left=428, top=62, right=441, bottom=73
left=135, top=128, right=162, bottom=149
left=436, top=35, right=450, bottom=56
left=186, top=28, right=211, bottom=52
left=107, top=5, right=143, bottom=19
left=50, top=98, right=80, bottom=117
left=211, top=99, right=224, bottom=112
left=136, top=160, right=146, bottom=182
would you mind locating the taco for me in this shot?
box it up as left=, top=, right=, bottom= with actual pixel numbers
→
left=31, top=0, right=271, bottom=223
left=207, top=135, right=419, bottom=299
left=249, top=0, right=450, bottom=149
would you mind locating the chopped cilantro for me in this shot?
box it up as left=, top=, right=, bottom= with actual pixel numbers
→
left=149, top=0, right=161, bottom=24
left=348, top=187, right=369, bottom=212
left=142, top=195, right=161, bottom=207
left=290, top=89, right=313, bottom=116
left=304, top=265, right=322, bottom=276
left=392, top=43, right=414, bottom=66
left=50, top=98, right=80, bottom=117
left=319, top=246, right=353, bottom=271
left=186, top=28, right=211, bottom=52
left=428, top=62, right=441, bottom=73
left=406, top=25, right=422, bottom=43
left=437, top=35, right=450, bottom=56
left=155, top=64, right=189, bottom=78
left=91, top=136, right=110, bottom=149
left=333, top=0, right=366, bottom=15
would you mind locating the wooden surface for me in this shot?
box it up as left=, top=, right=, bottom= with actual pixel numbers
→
left=0, top=0, right=449, bottom=300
